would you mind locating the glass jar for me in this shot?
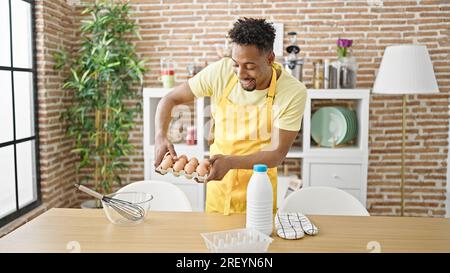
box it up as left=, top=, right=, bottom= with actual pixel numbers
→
left=312, top=61, right=322, bottom=89
left=185, top=126, right=196, bottom=145
left=338, top=55, right=357, bottom=89
left=160, top=57, right=175, bottom=88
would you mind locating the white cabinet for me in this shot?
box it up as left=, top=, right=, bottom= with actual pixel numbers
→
left=143, top=88, right=370, bottom=211
left=310, top=163, right=362, bottom=189
left=295, top=89, right=370, bottom=207
left=302, top=157, right=368, bottom=206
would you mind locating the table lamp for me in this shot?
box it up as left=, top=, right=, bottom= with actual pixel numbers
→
left=372, top=45, right=439, bottom=216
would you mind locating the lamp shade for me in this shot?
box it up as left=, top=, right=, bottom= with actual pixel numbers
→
left=373, top=45, right=439, bottom=94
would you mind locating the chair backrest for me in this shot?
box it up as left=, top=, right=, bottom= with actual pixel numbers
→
left=117, top=180, right=193, bottom=212
left=279, top=186, right=370, bottom=216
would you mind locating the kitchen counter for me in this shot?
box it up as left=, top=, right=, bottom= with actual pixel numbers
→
left=1, top=208, right=450, bottom=253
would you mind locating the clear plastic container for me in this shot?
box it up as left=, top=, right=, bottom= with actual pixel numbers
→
left=201, top=228, right=274, bottom=253
left=156, top=166, right=207, bottom=182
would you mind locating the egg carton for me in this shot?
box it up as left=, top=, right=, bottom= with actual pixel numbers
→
left=201, top=228, right=273, bottom=253
left=155, top=166, right=208, bottom=182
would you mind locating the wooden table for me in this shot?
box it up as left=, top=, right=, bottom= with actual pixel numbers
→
left=1, top=208, right=449, bottom=253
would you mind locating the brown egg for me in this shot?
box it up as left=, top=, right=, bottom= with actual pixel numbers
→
left=184, top=162, right=196, bottom=174
left=196, top=164, right=208, bottom=176
left=188, top=157, right=199, bottom=165
left=180, top=157, right=188, bottom=164
left=199, top=159, right=210, bottom=167
left=173, top=158, right=187, bottom=172
left=159, top=155, right=173, bottom=170
left=184, top=158, right=199, bottom=171
left=178, top=154, right=188, bottom=161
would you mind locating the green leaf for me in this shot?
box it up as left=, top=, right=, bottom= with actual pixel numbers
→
left=80, top=69, right=90, bottom=84
left=71, top=148, right=87, bottom=154
left=71, top=68, right=80, bottom=83
left=107, top=61, right=121, bottom=68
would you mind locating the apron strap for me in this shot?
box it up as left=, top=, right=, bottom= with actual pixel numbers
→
left=219, top=74, right=238, bottom=106
left=266, top=68, right=277, bottom=132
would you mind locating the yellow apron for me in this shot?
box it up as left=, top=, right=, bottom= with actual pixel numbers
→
left=207, top=68, right=278, bottom=215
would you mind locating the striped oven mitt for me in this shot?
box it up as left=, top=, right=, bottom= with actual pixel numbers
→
left=275, top=212, right=319, bottom=240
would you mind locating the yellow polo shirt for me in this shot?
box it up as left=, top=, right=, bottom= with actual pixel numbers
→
left=188, top=58, right=307, bottom=132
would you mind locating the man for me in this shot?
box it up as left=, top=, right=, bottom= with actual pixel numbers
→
left=154, top=18, right=307, bottom=215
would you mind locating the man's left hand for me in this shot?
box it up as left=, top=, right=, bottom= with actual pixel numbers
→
left=205, top=154, right=233, bottom=182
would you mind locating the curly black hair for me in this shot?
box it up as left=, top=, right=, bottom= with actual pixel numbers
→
left=228, top=18, right=276, bottom=53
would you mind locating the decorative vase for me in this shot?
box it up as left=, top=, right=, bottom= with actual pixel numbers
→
left=338, top=56, right=357, bottom=89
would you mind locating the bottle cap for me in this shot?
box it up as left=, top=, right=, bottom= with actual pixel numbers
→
left=253, top=164, right=267, bottom=172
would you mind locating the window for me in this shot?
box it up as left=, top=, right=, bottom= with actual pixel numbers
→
left=0, top=0, right=40, bottom=228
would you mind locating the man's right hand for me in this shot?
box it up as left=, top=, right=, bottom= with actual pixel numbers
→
left=154, top=134, right=178, bottom=168
left=153, top=82, right=195, bottom=168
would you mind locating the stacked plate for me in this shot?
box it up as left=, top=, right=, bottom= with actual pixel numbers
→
left=311, top=106, right=358, bottom=147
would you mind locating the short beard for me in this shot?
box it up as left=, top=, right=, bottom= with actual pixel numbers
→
left=240, top=80, right=256, bottom=91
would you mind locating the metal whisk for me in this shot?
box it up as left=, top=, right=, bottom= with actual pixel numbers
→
left=74, top=184, right=145, bottom=222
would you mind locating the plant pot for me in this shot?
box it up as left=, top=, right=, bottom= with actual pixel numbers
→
left=80, top=199, right=102, bottom=209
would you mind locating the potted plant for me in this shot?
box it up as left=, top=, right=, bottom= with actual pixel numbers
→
left=54, top=0, right=146, bottom=208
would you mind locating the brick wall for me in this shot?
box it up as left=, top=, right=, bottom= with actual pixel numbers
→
left=4, top=0, right=449, bottom=234
left=35, top=0, right=79, bottom=208
left=124, top=0, right=450, bottom=217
